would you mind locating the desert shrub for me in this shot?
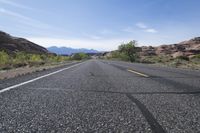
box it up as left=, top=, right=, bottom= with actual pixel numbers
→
left=13, top=52, right=28, bottom=64
left=176, top=56, right=189, bottom=61
left=56, top=56, right=70, bottom=62
left=29, top=54, right=43, bottom=62
left=40, top=54, right=49, bottom=62
left=72, top=53, right=82, bottom=60
left=190, top=54, right=200, bottom=64
left=72, top=53, right=89, bottom=60
left=79, top=53, right=89, bottom=59
left=0, top=51, right=77, bottom=70
left=192, top=54, right=200, bottom=59
left=27, top=54, right=45, bottom=66
left=139, top=55, right=174, bottom=64
left=139, top=56, right=157, bottom=63
left=118, top=52, right=130, bottom=61
left=45, top=55, right=70, bottom=63
left=0, top=51, right=9, bottom=65
left=109, top=50, right=135, bottom=62
left=52, top=56, right=64, bottom=62
left=110, top=51, right=120, bottom=58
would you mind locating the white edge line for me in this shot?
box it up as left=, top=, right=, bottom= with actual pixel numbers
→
left=0, top=62, right=86, bottom=94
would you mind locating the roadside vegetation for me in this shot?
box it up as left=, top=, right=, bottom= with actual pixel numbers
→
left=71, top=53, right=90, bottom=60
left=106, top=40, right=139, bottom=62
left=139, top=55, right=200, bottom=69
left=0, top=51, right=89, bottom=70
left=104, top=41, right=200, bottom=69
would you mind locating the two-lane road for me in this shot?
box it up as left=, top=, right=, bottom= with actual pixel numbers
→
left=0, top=60, right=200, bottom=132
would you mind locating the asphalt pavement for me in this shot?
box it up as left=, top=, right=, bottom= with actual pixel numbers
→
left=0, top=60, right=200, bottom=133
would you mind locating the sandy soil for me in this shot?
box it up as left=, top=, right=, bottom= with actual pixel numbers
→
left=0, top=61, right=77, bottom=80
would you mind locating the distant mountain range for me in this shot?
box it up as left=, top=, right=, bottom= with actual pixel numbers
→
left=47, top=46, right=99, bottom=55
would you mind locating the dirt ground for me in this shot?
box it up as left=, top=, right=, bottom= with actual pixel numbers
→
left=0, top=61, right=78, bottom=80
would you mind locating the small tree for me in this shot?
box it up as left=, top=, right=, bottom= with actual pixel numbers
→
left=118, top=40, right=138, bottom=62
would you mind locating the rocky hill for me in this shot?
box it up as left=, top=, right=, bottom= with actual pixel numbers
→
left=140, top=37, right=200, bottom=58
left=0, top=31, right=49, bottom=54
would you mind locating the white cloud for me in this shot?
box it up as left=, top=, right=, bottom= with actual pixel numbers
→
left=0, top=0, right=33, bottom=10
left=0, top=8, right=51, bottom=29
left=145, top=28, right=158, bottom=33
left=124, top=23, right=158, bottom=34
left=135, top=22, right=158, bottom=33
left=0, top=8, right=30, bottom=20
left=136, top=22, right=147, bottom=29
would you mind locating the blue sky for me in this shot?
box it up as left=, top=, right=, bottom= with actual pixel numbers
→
left=0, top=0, right=200, bottom=51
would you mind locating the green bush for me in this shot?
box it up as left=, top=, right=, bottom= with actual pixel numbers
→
left=13, top=52, right=28, bottom=64
left=48, top=55, right=70, bottom=62
left=118, top=52, right=130, bottom=61
left=56, top=56, right=70, bottom=62
left=29, top=54, right=43, bottom=62
left=0, top=51, right=9, bottom=65
left=79, top=53, right=89, bottom=59
left=110, top=51, right=120, bottom=58
left=73, top=53, right=82, bottom=60
left=192, top=54, right=200, bottom=59
left=72, top=53, right=89, bottom=60
left=176, top=56, right=189, bottom=61
left=108, top=41, right=139, bottom=62
left=118, top=40, right=138, bottom=62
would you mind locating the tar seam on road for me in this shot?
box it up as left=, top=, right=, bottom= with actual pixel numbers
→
left=82, top=89, right=200, bottom=95
left=126, top=94, right=166, bottom=133
left=0, top=61, right=86, bottom=94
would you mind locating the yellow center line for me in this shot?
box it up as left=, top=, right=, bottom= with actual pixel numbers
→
left=127, top=69, right=149, bottom=77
